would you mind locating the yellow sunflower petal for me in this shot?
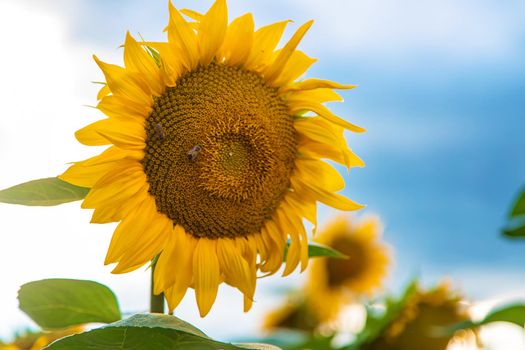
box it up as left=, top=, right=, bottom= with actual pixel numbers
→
left=263, top=20, right=313, bottom=83
left=112, top=214, right=170, bottom=273
left=298, top=137, right=365, bottom=169
left=295, top=158, right=345, bottom=192
left=220, top=13, right=254, bottom=66
left=282, top=78, right=357, bottom=93
left=75, top=119, right=111, bottom=146
left=97, top=95, right=151, bottom=119
left=155, top=226, right=195, bottom=296
left=93, top=55, right=152, bottom=106
left=124, top=32, right=164, bottom=95
left=167, top=2, right=199, bottom=70
left=82, top=172, right=144, bottom=209
left=272, top=50, right=317, bottom=87
left=285, top=193, right=317, bottom=227
left=245, top=20, right=291, bottom=70
left=180, top=8, right=202, bottom=21
left=60, top=147, right=133, bottom=187
left=104, top=196, right=158, bottom=264
left=292, top=176, right=364, bottom=211
left=93, top=118, right=145, bottom=150
left=198, top=0, right=228, bottom=65
left=217, top=238, right=253, bottom=297
left=193, top=239, right=220, bottom=317
left=290, top=101, right=365, bottom=133
left=287, top=88, right=343, bottom=103
left=90, top=183, right=147, bottom=224
left=96, top=83, right=111, bottom=100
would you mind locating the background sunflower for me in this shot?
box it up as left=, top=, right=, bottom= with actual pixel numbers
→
left=306, top=216, right=390, bottom=323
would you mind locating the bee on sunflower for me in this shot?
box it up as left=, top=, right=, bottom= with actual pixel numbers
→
left=306, top=216, right=391, bottom=323
left=60, top=0, right=364, bottom=317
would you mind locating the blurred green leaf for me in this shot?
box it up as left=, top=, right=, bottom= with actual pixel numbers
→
left=445, top=303, right=525, bottom=334
left=346, top=280, right=419, bottom=350
left=284, top=241, right=347, bottom=261
left=45, top=314, right=277, bottom=350
left=502, top=222, right=525, bottom=238
left=510, top=188, right=525, bottom=218
left=234, top=343, right=282, bottom=350
left=18, top=279, right=121, bottom=329
left=0, top=177, right=88, bottom=206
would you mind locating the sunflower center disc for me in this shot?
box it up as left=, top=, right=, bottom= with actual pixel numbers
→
left=142, top=63, right=297, bottom=239
left=326, top=236, right=367, bottom=286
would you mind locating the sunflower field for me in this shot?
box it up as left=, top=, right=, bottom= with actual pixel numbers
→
left=0, top=0, right=524, bottom=349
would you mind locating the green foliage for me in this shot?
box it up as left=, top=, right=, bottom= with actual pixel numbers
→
left=238, top=331, right=331, bottom=350
left=18, top=279, right=121, bottom=329
left=284, top=241, right=348, bottom=261
left=502, top=187, right=525, bottom=239
left=446, top=303, right=525, bottom=334
left=0, top=177, right=88, bottom=206
left=345, top=281, right=419, bottom=350
left=234, top=343, right=283, bottom=350
left=502, top=224, right=525, bottom=238
left=510, top=189, right=525, bottom=218
left=45, top=314, right=278, bottom=350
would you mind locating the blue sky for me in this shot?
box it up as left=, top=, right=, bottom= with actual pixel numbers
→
left=1, top=0, right=525, bottom=343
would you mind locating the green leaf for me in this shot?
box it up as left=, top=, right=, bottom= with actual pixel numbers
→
left=18, top=279, right=121, bottom=329
left=346, top=280, right=419, bottom=350
left=0, top=177, right=89, bottom=206
left=307, top=242, right=348, bottom=259
left=510, top=188, right=525, bottom=218
left=45, top=314, right=270, bottom=350
left=502, top=222, right=525, bottom=238
left=445, top=303, right=525, bottom=334
left=284, top=241, right=347, bottom=261
left=234, top=343, right=282, bottom=350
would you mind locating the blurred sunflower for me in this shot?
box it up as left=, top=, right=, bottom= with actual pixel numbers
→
left=0, top=327, right=83, bottom=350
left=60, top=0, right=364, bottom=316
left=307, top=216, right=390, bottom=322
left=361, top=282, right=480, bottom=350
left=262, top=295, right=321, bottom=333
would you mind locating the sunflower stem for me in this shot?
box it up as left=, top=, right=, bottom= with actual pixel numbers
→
left=150, top=259, right=165, bottom=314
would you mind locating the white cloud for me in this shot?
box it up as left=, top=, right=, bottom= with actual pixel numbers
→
left=276, top=0, right=525, bottom=61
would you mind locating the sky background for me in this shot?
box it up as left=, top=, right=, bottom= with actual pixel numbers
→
left=0, top=0, right=524, bottom=348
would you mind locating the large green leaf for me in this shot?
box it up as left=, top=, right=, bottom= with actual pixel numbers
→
left=510, top=188, right=525, bottom=218
left=18, top=279, right=121, bottom=329
left=0, top=177, right=89, bottom=206
left=446, top=303, right=525, bottom=334
left=284, top=241, right=347, bottom=261
left=45, top=314, right=279, bottom=350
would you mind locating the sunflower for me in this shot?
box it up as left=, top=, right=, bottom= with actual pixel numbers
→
left=0, top=327, right=83, bottom=350
left=361, top=282, right=480, bottom=350
left=306, top=216, right=390, bottom=322
left=60, top=0, right=364, bottom=317
left=262, top=295, right=320, bottom=333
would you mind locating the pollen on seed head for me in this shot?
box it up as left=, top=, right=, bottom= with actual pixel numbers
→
left=142, top=62, right=297, bottom=239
